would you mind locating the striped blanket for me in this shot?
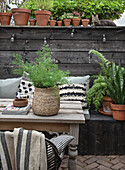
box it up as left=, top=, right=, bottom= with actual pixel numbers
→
left=0, top=128, right=47, bottom=170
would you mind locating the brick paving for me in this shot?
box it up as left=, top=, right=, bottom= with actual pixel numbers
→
left=59, top=155, right=125, bottom=170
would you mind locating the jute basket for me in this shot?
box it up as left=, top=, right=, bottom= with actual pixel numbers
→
left=32, top=87, right=60, bottom=116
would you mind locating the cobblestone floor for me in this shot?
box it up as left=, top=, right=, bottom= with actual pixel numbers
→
left=59, top=155, right=125, bottom=170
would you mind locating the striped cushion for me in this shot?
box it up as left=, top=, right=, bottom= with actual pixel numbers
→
left=59, top=83, right=88, bottom=108
left=50, top=135, right=74, bottom=155
left=16, top=80, right=34, bottom=99
left=59, top=76, right=90, bottom=108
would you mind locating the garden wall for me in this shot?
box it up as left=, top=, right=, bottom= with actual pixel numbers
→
left=0, top=26, right=125, bottom=155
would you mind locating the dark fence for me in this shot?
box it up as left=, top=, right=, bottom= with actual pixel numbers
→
left=0, top=26, right=125, bottom=155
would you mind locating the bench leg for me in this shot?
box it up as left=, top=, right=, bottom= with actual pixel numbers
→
left=68, top=144, right=78, bottom=170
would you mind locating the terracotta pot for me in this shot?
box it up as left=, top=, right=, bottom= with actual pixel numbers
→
left=63, top=19, right=71, bottom=26
left=32, top=87, right=60, bottom=116
left=50, top=20, right=56, bottom=26
left=57, top=21, right=62, bottom=26
left=72, top=18, right=80, bottom=26
left=82, top=19, right=89, bottom=26
left=102, top=96, right=113, bottom=116
left=12, top=8, right=31, bottom=25
left=0, top=12, right=12, bottom=25
left=111, top=103, right=125, bottom=121
left=34, top=10, right=51, bottom=26
left=29, top=19, right=36, bottom=26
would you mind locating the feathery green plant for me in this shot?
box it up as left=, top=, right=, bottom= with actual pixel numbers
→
left=86, top=50, right=111, bottom=111
left=12, top=44, right=69, bottom=88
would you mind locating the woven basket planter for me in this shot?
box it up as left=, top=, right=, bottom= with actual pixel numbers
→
left=32, top=87, right=60, bottom=116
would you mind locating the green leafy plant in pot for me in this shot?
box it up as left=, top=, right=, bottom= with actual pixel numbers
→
left=105, top=63, right=125, bottom=121
left=86, top=50, right=113, bottom=115
left=33, top=0, right=53, bottom=26
left=12, top=44, right=69, bottom=116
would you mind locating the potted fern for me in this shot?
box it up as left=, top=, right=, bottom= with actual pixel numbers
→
left=33, top=0, right=53, bottom=26
left=105, top=63, right=125, bottom=121
left=86, top=50, right=113, bottom=115
left=12, top=44, right=69, bottom=116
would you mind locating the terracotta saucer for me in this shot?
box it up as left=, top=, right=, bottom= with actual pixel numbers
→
left=13, top=98, right=28, bottom=107
left=98, top=108, right=112, bottom=116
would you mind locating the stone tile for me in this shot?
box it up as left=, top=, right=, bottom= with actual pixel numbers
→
left=83, top=155, right=93, bottom=159
left=84, top=163, right=99, bottom=169
left=111, top=163, right=125, bottom=169
left=98, top=165, right=112, bottom=170
left=111, top=158, right=121, bottom=164
left=97, top=159, right=112, bottom=168
left=77, top=160, right=87, bottom=167
left=77, top=155, right=87, bottom=162
left=85, top=157, right=97, bottom=164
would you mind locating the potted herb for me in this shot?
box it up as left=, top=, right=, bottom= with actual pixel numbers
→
left=12, top=44, right=69, bottom=116
left=72, top=11, right=80, bottom=26
left=33, top=0, right=53, bottom=26
left=86, top=50, right=113, bottom=115
left=105, top=63, right=125, bottom=121
left=61, top=13, right=73, bottom=26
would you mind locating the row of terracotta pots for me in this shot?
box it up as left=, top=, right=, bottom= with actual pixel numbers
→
left=0, top=9, right=89, bottom=26
left=100, top=96, right=125, bottom=121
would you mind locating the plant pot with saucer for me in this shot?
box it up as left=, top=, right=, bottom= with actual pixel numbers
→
left=12, top=44, right=69, bottom=116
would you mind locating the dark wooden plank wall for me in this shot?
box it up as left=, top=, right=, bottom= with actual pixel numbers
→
left=0, top=26, right=125, bottom=78
left=0, top=26, right=125, bottom=155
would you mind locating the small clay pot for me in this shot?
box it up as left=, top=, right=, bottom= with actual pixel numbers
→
left=50, top=20, right=56, bottom=26
left=0, top=12, right=12, bottom=25
left=82, top=19, right=89, bottom=26
left=63, top=19, right=71, bottom=26
left=13, top=98, right=28, bottom=107
left=29, top=19, right=36, bottom=26
left=57, top=21, right=62, bottom=26
left=72, top=18, right=80, bottom=26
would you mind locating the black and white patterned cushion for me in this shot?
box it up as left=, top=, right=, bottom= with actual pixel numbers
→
left=59, top=83, right=88, bottom=108
left=16, top=80, right=34, bottom=99
left=50, top=135, right=74, bottom=155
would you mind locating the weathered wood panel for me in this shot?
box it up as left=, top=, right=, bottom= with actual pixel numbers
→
left=78, top=112, right=125, bottom=155
left=0, top=26, right=125, bottom=155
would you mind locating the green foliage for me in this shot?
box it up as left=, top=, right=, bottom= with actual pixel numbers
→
left=87, top=49, right=125, bottom=110
left=105, top=63, right=125, bottom=104
left=23, top=0, right=37, bottom=18
left=86, top=50, right=111, bottom=111
left=61, top=13, right=73, bottom=19
left=12, top=44, right=69, bottom=88
left=51, top=0, right=125, bottom=23
left=32, top=0, right=53, bottom=11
